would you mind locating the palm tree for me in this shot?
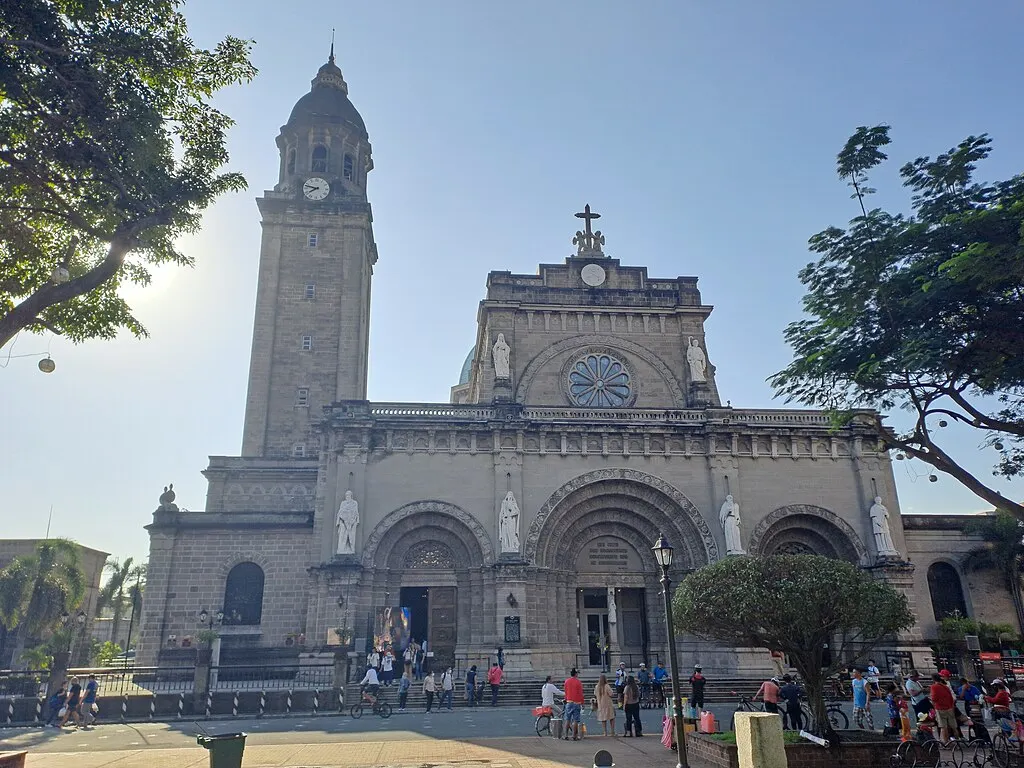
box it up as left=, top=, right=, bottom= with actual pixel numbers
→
left=0, top=539, right=86, bottom=668
left=96, top=558, right=146, bottom=647
left=964, top=512, right=1024, bottom=635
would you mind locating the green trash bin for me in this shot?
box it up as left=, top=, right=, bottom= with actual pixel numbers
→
left=197, top=732, right=247, bottom=768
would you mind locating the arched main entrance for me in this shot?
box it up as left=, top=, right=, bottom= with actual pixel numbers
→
left=361, top=501, right=493, bottom=671
left=528, top=469, right=716, bottom=669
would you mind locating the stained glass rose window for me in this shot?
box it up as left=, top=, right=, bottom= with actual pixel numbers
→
left=567, top=353, right=631, bottom=407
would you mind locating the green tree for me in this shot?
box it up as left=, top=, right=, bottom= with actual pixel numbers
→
left=96, top=557, right=145, bottom=647
left=93, top=640, right=123, bottom=666
left=770, top=125, right=1024, bottom=521
left=0, top=538, right=86, bottom=667
left=963, top=512, right=1024, bottom=633
left=0, top=0, right=256, bottom=348
left=673, top=555, right=914, bottom=735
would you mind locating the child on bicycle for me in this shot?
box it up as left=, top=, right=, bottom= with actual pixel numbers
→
left=359, top=664, right=381, bottom=705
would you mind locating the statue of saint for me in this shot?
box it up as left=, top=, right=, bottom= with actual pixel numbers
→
left=686, top=337, right=707, bottom=383
left=719, top=494, right=746, bottom=555
left=499, top=491, right=520, bottom=553
left=336, top=490, right=359, bottom=555
left=607, top=587, right=617, bottom=624
left=158, top=484, right=178, bottom=512
left=492, top=333, right=511, bottom=379
left=869, top=496, right=900, bottom=557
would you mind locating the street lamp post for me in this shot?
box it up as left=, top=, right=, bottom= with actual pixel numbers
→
left=653, top=533, right=688, bottom=768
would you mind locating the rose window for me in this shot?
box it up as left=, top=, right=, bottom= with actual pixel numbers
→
left=567, top=353, right=631, bottom=407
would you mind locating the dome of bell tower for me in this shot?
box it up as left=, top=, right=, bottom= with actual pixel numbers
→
left=286, top=46, right=367, bottom=139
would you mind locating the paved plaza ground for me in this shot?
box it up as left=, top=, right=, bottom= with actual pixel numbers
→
left=0, top=701, right=885, bottom=768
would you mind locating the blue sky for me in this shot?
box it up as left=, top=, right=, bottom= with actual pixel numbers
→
left=3, top=0, right=1023, bottom=563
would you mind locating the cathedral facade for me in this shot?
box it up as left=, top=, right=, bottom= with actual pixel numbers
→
left=137, top=54, right=1010, bottom=674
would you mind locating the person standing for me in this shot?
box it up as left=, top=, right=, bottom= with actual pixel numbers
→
left=367, top=647, right=380, bottom=673
left=753, top=676, right=781, bottom=714
left=487, top=662, right=503, bottom=706
left=45, top=683, right=67, bottom=728
left=414, top=642, right=425, bottom=681
left=496, top=646, right=505, bottom=671
left=652, top=661, right=668, bottom=705
left=595, top=673, right=617, bottom=736
left=957, top=677, right=982, bottom=719
left=890, top=660, right=905, bottom=691
left=614, top=662, right=627, bottom=708
left=382, top=648, right=395, bottom=686
left=441, top=667, right=454, bottom=710
left=403, top=644, right=414, bottom=678
left=398, top=671, right=411, bottom=712
left=689, top=665, right=707, bottom=713
left=623, top=676, right=642, bottom=737
left=884, top=683, right=903, bottom=730
left=904, top=670, right=931, bottom=717
left=930, top=672, right=957, bottom=743
left=866, top=659, right=881, bottom=697
left=637, top=663, right=651, bottom=704
left=779, top=675, right=803, bottom=731
left=424, top=672, right=436, bottom=713
left=466, top=665, right=478, bottom=707
left=81, top=674, right=99, bottom=727
left=851, top=669, right=873, bottom=730
left=563, top=668, right=585, bottom=741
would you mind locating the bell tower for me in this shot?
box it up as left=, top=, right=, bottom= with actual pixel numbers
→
left=241, top=48, right=376, bottom=458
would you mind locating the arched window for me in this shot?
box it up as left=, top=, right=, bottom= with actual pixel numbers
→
left=223, top=562, right=265, bottom=625
left=343, top=154, right=354, bottom=180
left=927, top=562, right=967, bottom=621
left=286, top=148, right=296, bottom=175
left=311, top=145, right=328, bottom=173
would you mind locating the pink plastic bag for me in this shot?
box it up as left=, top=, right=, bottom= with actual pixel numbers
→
left=662, top=715, right=674, bottom=748
left=700, top=711, right=716, bottom=733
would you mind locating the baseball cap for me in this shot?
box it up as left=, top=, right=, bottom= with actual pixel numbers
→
left=939, top=669, right=952, bottom=679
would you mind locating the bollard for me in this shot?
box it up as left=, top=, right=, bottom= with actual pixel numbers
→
left=286, top=689, right=292, bottom=715
left=177, top=692, right=184, bottom=719
left=338, top=689, right=345, bottom=713
left=150, top=694, right=156, bottom=720
left=205, top=690, right=212, bottom=718
left=258, top=690, right=265, bottom=718
left=35, top=695, right=43, bottom=724
left=121, top=693, right=128, bottom=722
left=232, top=692, right=239, bottom=717
left=312, top=689, right=319, bottom=716
left=6, top=698, right=13, bottom=724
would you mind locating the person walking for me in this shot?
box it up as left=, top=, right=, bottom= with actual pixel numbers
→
left=623, top=675, right=643, bottom=737
left=466, top=665, right=478, bottom=707
left=563, top=668, right=585, bottom=741
left=753, top=676, right=781, bottom=714
left=60, top=676, right=82, bottom=728
left=424, top=672, right=436, bottom=713
left=779, top=674, right=803, bottom=731
left=487, top=662, right=503, bottom=706
left=81, top=674, right=99, bottom=727
left=398, top=671, right=411, bottom=711
left=866, top=659, right=881, bottom=697
left=851, top=668, right=874, bottom=730
left=689, top=665, right=707, bottom=713
left=595, top=673, right=617, bottom=736
left=45, top=683, right=67, bottom=728
left=441, top=667, right=454, bottom=710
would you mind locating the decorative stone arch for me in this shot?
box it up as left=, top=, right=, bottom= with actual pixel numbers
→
left=747, top=504, right=868, bottom=563
left=525, top=468, right=719, bottom=567
left=560, top=520, right=657, bottom=575
left=216, top=550, right=273, bottom=579
left=926, top=558, right=969, bottom=621
left=361, top=500, right=495, bottom=568
left=514, top=335, right=686, bottom=405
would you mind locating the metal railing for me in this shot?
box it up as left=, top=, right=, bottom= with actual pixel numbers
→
left=209, top=663, right=334, bottom=691
left=574, top=652, right=661, bottom=675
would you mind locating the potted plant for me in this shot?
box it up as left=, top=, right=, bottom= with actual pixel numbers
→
left=196, top=629, right=218, bottom=663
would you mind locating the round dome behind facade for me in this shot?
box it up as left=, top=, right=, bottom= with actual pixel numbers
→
left=458, top=347, right=475, bottom=385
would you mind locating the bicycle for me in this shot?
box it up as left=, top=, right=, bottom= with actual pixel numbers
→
left=350, top=689, right=393, bottom=719
left=730, top=693, right=764, bottom=730
left=535, top=700, right=563, bottom=737
left=992, top=711, right=1024, bottom=768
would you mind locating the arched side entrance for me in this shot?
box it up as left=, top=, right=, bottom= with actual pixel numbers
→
left=528, top=470, right=715, bottom=670
left=747, top=504, right=867, bottom=564
left=361, top=501, right=493, bottom=671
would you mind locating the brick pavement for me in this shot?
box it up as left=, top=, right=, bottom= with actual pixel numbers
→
left=19, top=735, right=674, bottom=768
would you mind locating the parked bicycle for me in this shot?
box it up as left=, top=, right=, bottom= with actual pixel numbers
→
left=535, top=700, right=563, bottom=737
left=350, top=688, right=392, bottom=719
left=730, top=693, right=765, bottom=730
left=992, top=710, right=1024, bottom=768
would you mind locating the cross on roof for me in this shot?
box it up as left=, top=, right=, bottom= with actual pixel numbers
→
left=574, top=204, right=601, bottom=237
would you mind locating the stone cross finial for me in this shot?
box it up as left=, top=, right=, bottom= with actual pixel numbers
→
left=573, top=204, right=606, bottom=255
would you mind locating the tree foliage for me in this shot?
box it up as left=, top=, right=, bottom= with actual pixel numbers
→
left=0, top=538, right=86, bottom=666
left=0, top=0, right=256, bottom=348
left=963, top=512, right=1024, bottom=632
left=770, top=125, right=1024, bottom=521
left=673, top=555, right=913, bottom=734
left=96, top=557, right=145, bottom=647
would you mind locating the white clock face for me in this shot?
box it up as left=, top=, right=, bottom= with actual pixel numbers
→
left=303, top=177, right=330, bottom=200
left=581, top=263, right=607, bottom=287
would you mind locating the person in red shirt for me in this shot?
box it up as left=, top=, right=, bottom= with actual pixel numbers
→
left=929, top=673, right=957, bottom=743
left=563, top=668, right=585, bottom=741
left=753, top=677, right=781, bottom=714
left=487, top=663, right=503, bottom=707
left=984, top=681, right=1013, bottom=720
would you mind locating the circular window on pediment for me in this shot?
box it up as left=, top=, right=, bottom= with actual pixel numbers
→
left=565, top=351, right=634, bottom=408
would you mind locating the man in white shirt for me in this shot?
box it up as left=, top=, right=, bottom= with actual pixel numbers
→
left=541, top=675, right=564, bottom=708
left=440, top=668, right=454, bottom=710
left=866, top=659, right=881, bottom=696
left=382, top=650, right=395, bottom=685
left=359, top=665, right=380, bottom=705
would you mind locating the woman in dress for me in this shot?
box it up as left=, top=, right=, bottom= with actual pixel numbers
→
left=595, top=673, right=616, bottom=736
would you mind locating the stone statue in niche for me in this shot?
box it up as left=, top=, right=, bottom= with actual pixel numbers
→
left=158, top=484, right=178, bottom=512
left=336, top=490, right=360, bottom=555
left=720, top=494, right=746, bottom=555
left=869, top=496, right=900, bottom=557
left=607, top=587, right=617, bottom=624
left=499, top=491, right=520, bottom=553
left=686, top=337, right=707, bottom=382
left=492, top=333, right=511, bottom=379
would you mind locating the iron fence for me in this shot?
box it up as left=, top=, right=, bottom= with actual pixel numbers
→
left=209, top=663, right=334, bottom=691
